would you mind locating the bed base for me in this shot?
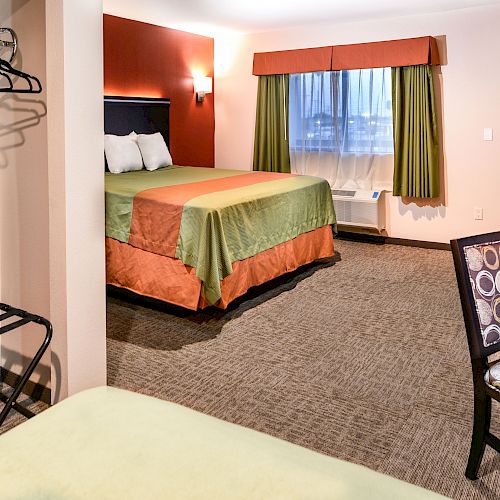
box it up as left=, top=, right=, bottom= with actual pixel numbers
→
left=106, top=226, right=335, bottom=311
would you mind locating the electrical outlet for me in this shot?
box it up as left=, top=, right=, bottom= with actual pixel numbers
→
left=484, top=128, right=493, bottom=141
left=474, top=207, right=484, bottom=220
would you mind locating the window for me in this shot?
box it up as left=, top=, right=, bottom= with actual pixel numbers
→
left=288, top=68, right=393, bottom=154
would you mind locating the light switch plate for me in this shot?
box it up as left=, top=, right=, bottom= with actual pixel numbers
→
left=484, top=128, right=493, bottom=141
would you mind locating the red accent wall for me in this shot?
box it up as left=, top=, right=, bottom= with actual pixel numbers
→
left=104, top=15, right=214, bottom=167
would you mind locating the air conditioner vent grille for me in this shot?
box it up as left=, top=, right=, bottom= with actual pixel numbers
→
left=332, top=189, right=356, bottom=197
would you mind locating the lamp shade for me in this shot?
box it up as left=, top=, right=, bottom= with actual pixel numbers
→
left=194, top=76, right=212, bottom=94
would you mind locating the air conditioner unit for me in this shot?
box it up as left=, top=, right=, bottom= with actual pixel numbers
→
left=332, top=189, right=386, bottom=231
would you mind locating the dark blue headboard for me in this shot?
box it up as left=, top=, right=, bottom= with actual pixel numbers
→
left=104, top=96, right=170, bottom=148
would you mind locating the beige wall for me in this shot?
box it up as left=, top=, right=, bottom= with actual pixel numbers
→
left=214, top=5, right=500, bottom=243
left=0, top=0, right=50, bottom=387
left=46, top=0, right=106, bottom=401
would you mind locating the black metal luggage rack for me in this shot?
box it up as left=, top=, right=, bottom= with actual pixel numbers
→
left=0, top=303, right=52, bottom=427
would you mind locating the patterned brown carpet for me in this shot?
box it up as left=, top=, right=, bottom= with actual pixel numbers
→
left=106, top=239, right=500, bottom=499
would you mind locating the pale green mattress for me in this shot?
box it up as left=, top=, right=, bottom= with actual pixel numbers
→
left=0, top=387, right=446, bottom=499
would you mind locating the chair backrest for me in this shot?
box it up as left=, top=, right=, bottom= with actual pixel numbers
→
left=451, top=232, right=500, bottom=362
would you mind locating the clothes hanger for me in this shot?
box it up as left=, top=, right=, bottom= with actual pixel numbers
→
left=0, top=70, right=14, bottom=92
left=0, top=57, right=42, bottom=93
left=0, top=28, right=42, bottom=94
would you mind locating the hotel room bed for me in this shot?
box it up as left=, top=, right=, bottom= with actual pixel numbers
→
left=104, top=97, right=336, bottom=310
left=0, top=387, right=445, bottom=499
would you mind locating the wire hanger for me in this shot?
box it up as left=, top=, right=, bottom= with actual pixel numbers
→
left=0, top=28, right=42, bottom=94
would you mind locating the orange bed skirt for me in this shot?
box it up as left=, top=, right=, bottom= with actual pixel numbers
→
left=106, top=225, right=334, bottom=310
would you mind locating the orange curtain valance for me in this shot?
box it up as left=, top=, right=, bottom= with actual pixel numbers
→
left=252, top=36, right=439, bottom=75
left=252, top=46, right=333, bottom=76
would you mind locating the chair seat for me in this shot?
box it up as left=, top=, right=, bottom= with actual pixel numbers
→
left=485, top=362, right=500, bottom=392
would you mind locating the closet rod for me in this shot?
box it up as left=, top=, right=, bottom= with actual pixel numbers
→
left=0, top=28, right=17, bottom=62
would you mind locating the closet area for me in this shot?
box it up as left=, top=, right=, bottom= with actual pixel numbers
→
left=0, top=23, right=51, bottom=430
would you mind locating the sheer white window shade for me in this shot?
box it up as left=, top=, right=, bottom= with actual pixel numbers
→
left=289, top=68, right=394, bottom=191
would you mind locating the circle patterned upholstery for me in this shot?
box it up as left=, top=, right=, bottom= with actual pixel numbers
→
left=464, top=240, right=500, bottom=347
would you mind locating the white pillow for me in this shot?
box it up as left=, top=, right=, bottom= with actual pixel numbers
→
left=104, top=132, right=143, bottom=174
left=137, top=132, right=173, bottom=171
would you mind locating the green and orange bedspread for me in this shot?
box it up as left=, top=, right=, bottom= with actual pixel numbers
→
left=105, top=166, right=336, bottom=305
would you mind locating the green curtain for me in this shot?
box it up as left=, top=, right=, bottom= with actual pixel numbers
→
left=253, top=74, right=291, bottom=173
left=391, top=65, right=439, bottom=198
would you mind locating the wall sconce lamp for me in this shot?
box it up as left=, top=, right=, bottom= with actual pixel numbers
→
left=194, top=76, right=212, bottom=103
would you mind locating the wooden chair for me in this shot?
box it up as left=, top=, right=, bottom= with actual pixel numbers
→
left=451, top=231, right=500, bottom=479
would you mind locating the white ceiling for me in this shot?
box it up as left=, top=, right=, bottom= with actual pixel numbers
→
left=103, top=0, right=500, bottom=36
